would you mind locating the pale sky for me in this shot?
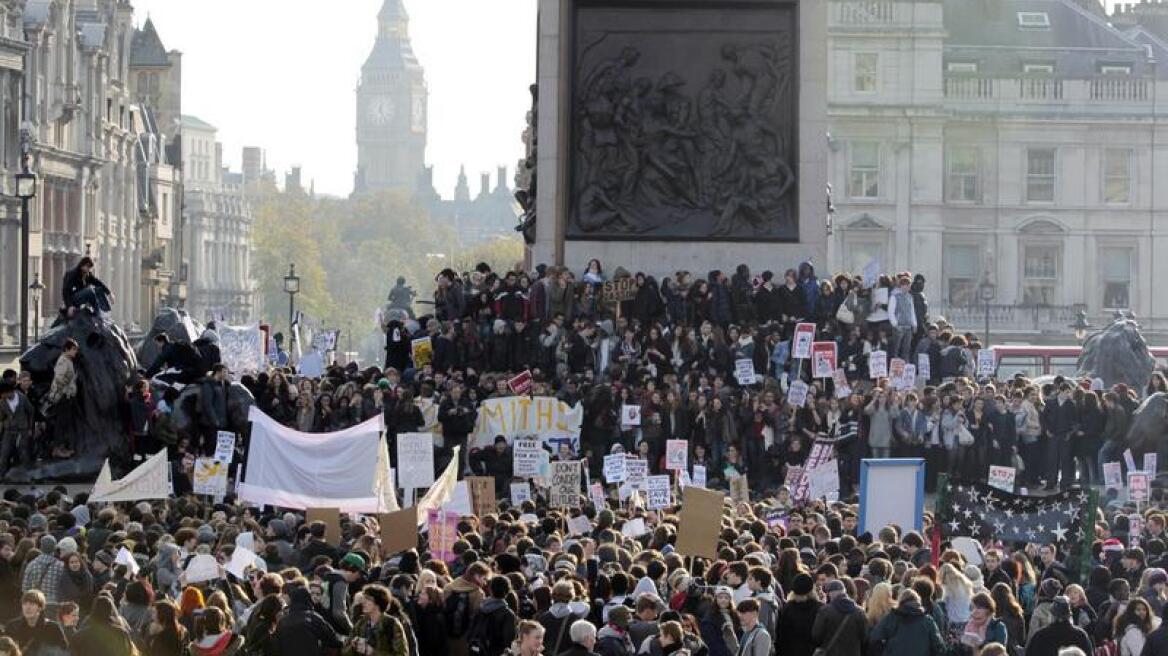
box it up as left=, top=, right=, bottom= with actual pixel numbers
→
left=131, top=0, right=537, bottom=198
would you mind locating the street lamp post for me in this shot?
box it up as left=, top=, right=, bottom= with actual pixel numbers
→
left=15, top=169, right=37, bottom=353
left=977, top=275, right=996, bottom=347
left=28, top=273, right=44, bottom=342
left=283, top=263, right=300, bottom=348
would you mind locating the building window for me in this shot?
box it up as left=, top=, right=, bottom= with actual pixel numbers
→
left=1023, top=63, right=1055, bottom=75
left=945, top=244, right=981, bottom=306
left=947, top=62, right=978, bottom=74
left=1022, top=245, right=1060, bottom=306
left=849, top=142, right=880, bottom=198
left=853, top=53, right=879, bottom=93
left=946, top=146, right=980, bottom=202
left=161, top=192, right=169, bottom=224
left=1026, top=148, right=1056, bottom=203
left=1100, top=64, right=1132, bottom=75
left=1101, top=247, right=1132, bottom=309
left=1103, top=148, right=1132, bottom=204
left=1017, top=12, right=1050, bottom=28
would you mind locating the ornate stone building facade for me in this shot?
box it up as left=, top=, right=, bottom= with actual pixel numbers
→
left=0, top=0, right=192, bottom=359
left=181, top=115, right=255, bottom=325
left=827, top=0, right=1168, bottom=338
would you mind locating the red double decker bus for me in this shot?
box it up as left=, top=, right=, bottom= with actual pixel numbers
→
left=990, top=345, right=1168, bottom=379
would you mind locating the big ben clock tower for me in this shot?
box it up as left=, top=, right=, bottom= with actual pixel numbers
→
left=355, top=0, right=427, bottom=195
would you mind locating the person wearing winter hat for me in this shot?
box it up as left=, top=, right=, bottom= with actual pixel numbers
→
left=20, top=536, right=64, bottom=605
left=1024, top=596, right=1093, bottom=656
left=776, top=572, right=823, bottom=656
left=1028, top=578, right=1066, bottom=641
left=597, top=605, right=636, bottom=656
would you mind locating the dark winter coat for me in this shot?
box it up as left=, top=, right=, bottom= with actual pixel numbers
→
left=775, top=597, right=823, bottom=656
left=811, top=596, right=867, bottom=656
left=868, top=601, right=946, bottom=656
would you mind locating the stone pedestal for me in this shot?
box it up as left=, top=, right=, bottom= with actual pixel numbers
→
left=532, top=0, right=828, bottom=278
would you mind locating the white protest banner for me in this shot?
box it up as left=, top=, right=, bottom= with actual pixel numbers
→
left=510, top=482, right=531, bottom=506
left=215, top=432, right=236, bottom=463
left=812, top=342, right=837, bottom=378
left=666, top=440, right=688, bottom=471
left=512, top=439, right=542, bottom=478
left=977, top=349, right=996, bottom=378
left=471, top=396, right=583, bottom=449
left=646, top=475, right=672, bottom=509
left=869, top=350, right=888, bottom=379
left=240, top=410, right=394, bottom=514
left=621, top=404, right=642, bottom=427
left=225, top=546, right=259, bottom=579
left=1146, top=452, right=1159, bottom=475
left=988, top=465, right=1016, bottom=492
left=91, top=450, right=171, bottom=503
left=1103, top=461, right=1123, bottom=490
left=218, top=325, right=265, bottom=375
left=692, top=465, right=707, bottom=489
left=184, top=554, right=222, bottom=584
left=621, top=518, right=649, bottom=538
left=193, top=458, right=229, bottom=497
left=734, top=359, right=757, bottom=386
left=1125, top=449, right=1138, bottom=473
left=1130, top=472, right=1150, bottom=504
left=793, top=323, right=816, bottom=359
left=626, top=458, right=648, bottom=489
left=832, top=369, right=852, bottom=399
left=397, top=433, right=435, bottom=489
left=806, top=460, right=840, bottom=502
left=863, top=260, right=881, bottom=288
left=787, top=380, right=810, bottom=408
left=590, top=482, right=606, bottom=509
left=567, top=515, right=592, bottom=536
left=549, top=461, right=582, bottom=507
left=518, top=513, right=539, bottom=525
left=917, top=353, right=931, bottom=380
left=603, top=454, right=628, bottom=483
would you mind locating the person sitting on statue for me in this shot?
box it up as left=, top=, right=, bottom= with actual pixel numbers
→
left=144, top=334, right=205, bottom=386
left=61, top=257, right=114, bottom=318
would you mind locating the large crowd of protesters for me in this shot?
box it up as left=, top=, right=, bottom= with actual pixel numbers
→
left=0, top=258, right=1165, bottom=656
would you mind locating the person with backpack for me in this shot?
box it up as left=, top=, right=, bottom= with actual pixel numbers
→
left=540, top=580, right=589, bottom=656
left=465, top=576, right=518, bottom=656
left=273, top=587, right=343, bottom=656
left=443, top=562, right=490, bottom=656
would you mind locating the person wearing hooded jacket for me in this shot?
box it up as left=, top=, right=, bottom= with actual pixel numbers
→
left=539, top=580, right=589, bottom=655
left=1024, top=596, right=1093, bottom=656
left=868, top=589, right=946, bottom=656
left=811, top=580, right=867, bottom=656
left=274, top=587, right=343, bottom=656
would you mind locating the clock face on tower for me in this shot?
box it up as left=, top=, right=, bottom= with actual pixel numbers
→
left=366, top=96, right=395, bottom=125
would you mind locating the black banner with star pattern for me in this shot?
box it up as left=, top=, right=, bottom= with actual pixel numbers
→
left=936, top=481, right=1090, bottom=547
